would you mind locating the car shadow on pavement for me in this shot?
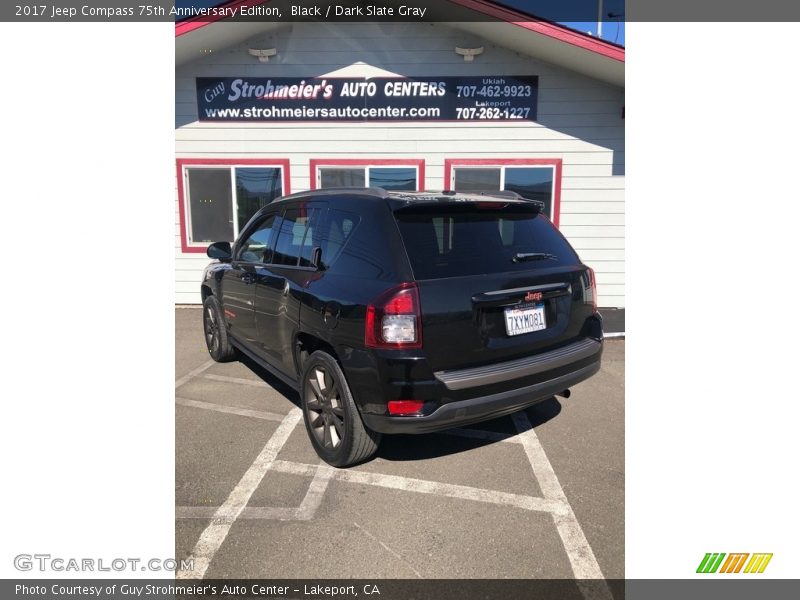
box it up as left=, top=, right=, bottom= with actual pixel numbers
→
left=238, top=354, right=302, bottom=407
left=376, top=397, right=562, bottom=462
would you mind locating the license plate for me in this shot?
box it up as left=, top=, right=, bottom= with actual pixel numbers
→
left=504, top=303, right=546, bottom=336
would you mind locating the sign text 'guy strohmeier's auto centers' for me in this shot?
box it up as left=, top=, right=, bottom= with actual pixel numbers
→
left=196, top=76, right=538, bottom=122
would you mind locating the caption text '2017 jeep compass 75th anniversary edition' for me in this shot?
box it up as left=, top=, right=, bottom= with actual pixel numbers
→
left=201, top=188, right=602, bottom=467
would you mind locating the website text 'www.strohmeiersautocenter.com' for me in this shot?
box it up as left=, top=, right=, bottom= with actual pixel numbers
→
left=203, top=105, right=441, bottom=120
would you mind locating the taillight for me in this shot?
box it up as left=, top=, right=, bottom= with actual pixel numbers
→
left=365, top=282, right=422, bottom=349
left=584, top=267, right=598, bottom=313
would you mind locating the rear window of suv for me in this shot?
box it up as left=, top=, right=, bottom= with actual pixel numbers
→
left=394, top=204, right=579, bottom=280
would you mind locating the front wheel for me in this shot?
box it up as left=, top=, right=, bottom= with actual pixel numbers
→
left=203, top=295, right=237, bottom=362
left=301, top=351, right=381, bottom=467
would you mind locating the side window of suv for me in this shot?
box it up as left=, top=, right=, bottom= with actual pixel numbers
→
left=318, top=209, right=360, bottom=269
left=273, top=205, right=323, bottom=267
left=298, top=207, right=328, bottom=268
left=236, top=214, right=277, bottom=263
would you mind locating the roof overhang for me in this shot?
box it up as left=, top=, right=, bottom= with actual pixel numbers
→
left=176, top=0, right=624, bottom=87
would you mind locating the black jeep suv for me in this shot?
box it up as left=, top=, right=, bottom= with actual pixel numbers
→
left=201, top=188, right=603, bottom=467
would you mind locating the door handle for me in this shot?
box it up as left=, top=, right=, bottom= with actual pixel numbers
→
left=240, top=273, right=255, bottom=284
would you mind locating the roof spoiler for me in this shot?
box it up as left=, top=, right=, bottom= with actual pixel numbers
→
left=440, top=189, right=546, bottom=213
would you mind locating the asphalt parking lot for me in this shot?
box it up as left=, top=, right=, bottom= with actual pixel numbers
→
left=175, top=306, right=624, bottom=583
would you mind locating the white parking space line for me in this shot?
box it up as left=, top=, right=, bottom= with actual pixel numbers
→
left=204, top=374, right=268, bottom=387
left=177, top=506, right=307, bottom=520
left=242, top=506, right=303, bottom=520
left=176, top=408, right=302, bottom=579
left=178, top=453, right=559, bottom=523
left=176, top=397, right=286, bottom=422
left=439, top=427, right=522, bottom=444
left=512, top=412, right=611, bottom=599
left=175, top=360, right=215, bottom=389
left=335, top=465, right=562, bottom=513
left=268, top=460, right=317, bottom=477
left=270, top=459, right=562, bottom=514
left=294, top=463, right=335, bottom=520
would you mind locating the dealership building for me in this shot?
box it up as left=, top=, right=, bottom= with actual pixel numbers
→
left=174, top=0, right=625, bottom=308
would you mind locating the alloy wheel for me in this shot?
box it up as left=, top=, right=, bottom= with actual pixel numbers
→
left=305, top=366, right=345, bottom=449
left=204, top=306, right=219, bottom=354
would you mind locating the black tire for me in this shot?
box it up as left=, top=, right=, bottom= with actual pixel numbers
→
left=203, top=295, right=237, bottom=362
left=300, top=351, right=381, bottom=467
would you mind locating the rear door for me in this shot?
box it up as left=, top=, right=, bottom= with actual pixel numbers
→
left=393, top=203, right=595, bottom=372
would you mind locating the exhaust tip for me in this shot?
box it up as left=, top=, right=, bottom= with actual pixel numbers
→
left=557, top=389, right=571, bottom=399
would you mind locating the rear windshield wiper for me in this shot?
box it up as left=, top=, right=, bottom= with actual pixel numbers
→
left=512, top=252, right=558, bottom=263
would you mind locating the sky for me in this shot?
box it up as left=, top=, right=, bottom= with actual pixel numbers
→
left=175, top=0, right=625, bottom=46
left=498, top=0, right=625, bottom=45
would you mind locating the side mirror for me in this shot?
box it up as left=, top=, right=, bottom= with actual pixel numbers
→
left=207, top=241, right=232, bottom=261
left=311, top=246, right=323, bottom=270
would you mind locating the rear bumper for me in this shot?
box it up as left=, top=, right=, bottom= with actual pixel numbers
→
left=360, top=357, right=601, bottom=434
left=434, top=337, right=601, bottom=391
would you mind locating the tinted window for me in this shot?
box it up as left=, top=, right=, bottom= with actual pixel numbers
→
left=395, top=206, right=579, bottom=280
left=237, top=214, right=277, bottom=263
left=453, top=168, right=500, bottom=192
left=319, top=167, right=418, bottom=191
left=186, top=168, right=233, bottom=243
left=235, top=168, right=283, bottom=233
left=504, top=167, right=554, bottom=217
left=298, top=207, right=325, bottom=267
left=369, top=168, right=416, bottom=191
left=272, top=208, right=305, bottom=266
left=320, top=168, right=365, bottom=188
left=315, top=209, right=360, bottom=269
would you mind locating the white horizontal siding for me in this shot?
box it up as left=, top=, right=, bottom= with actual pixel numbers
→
left=596, top=272, right=625, bottom=285
left=560, top=214, right=624, bottom=226
left=574, top=250, right=625, bottom=263
left=561, top=165, right=623, bottom=177
left=561, top=177, right=625, bottom=190
left=175, top=124, right=622, bottom=142
left=176, top=21, right=624, bottom=308
left=173, top=140, right=619, bottom=156
left=579, top=261, right=624, bottom=273
left=559, top=225, right=624, bottom=238
left=570, top=237, right=625, bottom=250
left=594, top=284, right=624, bottom=304
left=560, top=202, right=624, bottom=214
left=561, top=188, right=624, bottom=201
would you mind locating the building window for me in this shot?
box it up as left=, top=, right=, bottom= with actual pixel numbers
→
left=319, top=168, right=366, bottom=188
left=444, top=159, right=562, bottom=226
left=311, top=159, right=425, bottom=191
left=177, top=159, right=290, bottom=253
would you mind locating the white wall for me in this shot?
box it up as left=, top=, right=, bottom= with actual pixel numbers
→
left=175, top=22, right=624, bottom=307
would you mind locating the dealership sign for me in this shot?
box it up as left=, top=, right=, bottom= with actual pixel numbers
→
left=196, top=76, right=538, bottom=122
